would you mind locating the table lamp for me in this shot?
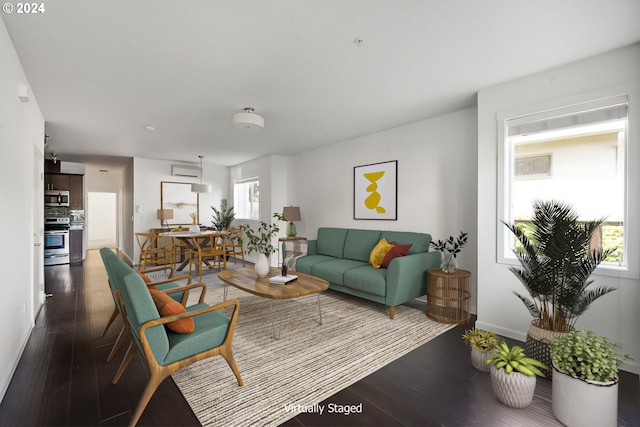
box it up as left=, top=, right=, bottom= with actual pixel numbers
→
left=157, top=209, right=173, bottom=229
left=282, top=206, right=301, bottom=238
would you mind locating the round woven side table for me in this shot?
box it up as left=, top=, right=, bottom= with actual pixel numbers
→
left=426, top=268, right=471, bottom=324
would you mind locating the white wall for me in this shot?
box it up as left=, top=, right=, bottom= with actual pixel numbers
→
left=132, top=157, right=229, bottom=264
left=477, top=43, right=640, bottom=373
left=288, top=108, right=479, bottom=307
left=0, top=19, right=44, bottom=400
left=230, top=154, right=290, bottom=266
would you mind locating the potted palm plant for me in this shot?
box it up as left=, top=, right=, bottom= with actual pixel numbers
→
left=211, top=199, right=235, bottom=231
left=486, top=342, right=548, bottom=408
left=550, top=329, right=630, bottom=426
left=239, top=213, right=284, bottom=277
left=503, top=199, right=616, bottom=376
left=462, top=328, right=499, bottom=372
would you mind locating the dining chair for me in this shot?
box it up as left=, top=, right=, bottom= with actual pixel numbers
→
left=189, top=233, right=227, bottom=282
left=222, top=228, right=246, bottom=266
left=135, top=232, right=172, bottom=273
left=167, top=228, right=192, bottom=275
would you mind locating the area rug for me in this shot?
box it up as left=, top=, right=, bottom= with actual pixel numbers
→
left=162, top=274, right=455, bottom=427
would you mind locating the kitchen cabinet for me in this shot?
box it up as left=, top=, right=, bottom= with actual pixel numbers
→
left=45, top=173, right=70, bottom=191
left=70, top=229, right=83, bottom=264
left=44, top=173, right=84, bottom=209
left=69, top=175, right=83, bottom=209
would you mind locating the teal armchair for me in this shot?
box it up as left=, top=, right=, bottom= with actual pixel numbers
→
left=115, top=272, right=243, bottom=426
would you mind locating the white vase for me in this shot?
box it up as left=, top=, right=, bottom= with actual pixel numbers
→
left=489, top=364, right=536, bottom=408
left=552, top=365, right=618, bottom=427
left=254, top=253, right=270, bottom=278
left=471, top=348, right=496, bottom=373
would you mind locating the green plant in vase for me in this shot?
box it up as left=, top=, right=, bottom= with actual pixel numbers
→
left=239, top=213, right=285, bottom=277
left=550, top=329, right=631, bottom=425
left=486, top=343, right=548, bottom=408
left=462, top=328, right=499, bottom=372
left=430, top=231, right=468, bottom=273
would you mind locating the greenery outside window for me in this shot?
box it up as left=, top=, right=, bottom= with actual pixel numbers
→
left=234, top=177, right=260, bottom=220
left=497, top=93, right=634, bottom=276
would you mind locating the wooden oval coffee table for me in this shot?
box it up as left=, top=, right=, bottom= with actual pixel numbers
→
left=218, top=267, right=329, bottom=339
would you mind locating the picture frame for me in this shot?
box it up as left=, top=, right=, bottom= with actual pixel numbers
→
left=160, top=181, right=199, bottom=225
left=354, top=160, right=397, bottom=220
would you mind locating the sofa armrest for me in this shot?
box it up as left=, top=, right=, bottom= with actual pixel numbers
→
left=306, top=240, right=317, bottom=255
left=385, top=251, right=440, bottom=306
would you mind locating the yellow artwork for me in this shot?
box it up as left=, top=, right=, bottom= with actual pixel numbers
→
left=354, top=161, right=397, bottom=220
left=363, top=171, right=386, bottom=213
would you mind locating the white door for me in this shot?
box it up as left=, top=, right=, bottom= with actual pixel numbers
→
left=32, top=145, right=44, bottom=320
left=87, top=192, right=117, bottom=249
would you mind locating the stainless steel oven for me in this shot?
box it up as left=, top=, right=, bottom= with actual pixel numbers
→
left=44, top=217, right=70, bottom=265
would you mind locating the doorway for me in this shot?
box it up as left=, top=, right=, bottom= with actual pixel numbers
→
left=87, top=192, right=117, bottom=249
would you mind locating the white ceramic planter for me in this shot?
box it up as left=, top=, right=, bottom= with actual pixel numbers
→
left=254, top=253, right=270, bottom=278
left=490, top=365, right=536, bottom=408
left=552, top=365, right=618, bottom=427
left=471, top=348, right=496, bottom=372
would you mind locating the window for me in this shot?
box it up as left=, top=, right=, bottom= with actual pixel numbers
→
left=498, top=95, right=629, bottom=271
left=234, top=177, right=260, bottom=220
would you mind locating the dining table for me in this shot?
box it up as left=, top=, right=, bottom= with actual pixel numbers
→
left=158, top=229, right=230, bottom=274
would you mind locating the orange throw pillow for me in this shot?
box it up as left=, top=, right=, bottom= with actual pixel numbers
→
left=149, top=289, right=195, bottom=334
left=136, top=271, right=157, bottom=290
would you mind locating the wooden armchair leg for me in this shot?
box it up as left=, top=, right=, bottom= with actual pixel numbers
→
left=220, top=345, right=244, bottom=386
left=100, top=307, right=120, bottom=338
left=113, top=341, right=137, bottom=384
left=128, top=372, right=169, bottom=427
left=107, top=325, right=130, bottom=362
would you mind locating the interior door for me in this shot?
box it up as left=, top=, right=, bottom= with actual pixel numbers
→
left=33, top=145, right=44, bottom=320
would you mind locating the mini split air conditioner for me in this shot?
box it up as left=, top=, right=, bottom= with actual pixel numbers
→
left=171, top=165, right=201, bottom=179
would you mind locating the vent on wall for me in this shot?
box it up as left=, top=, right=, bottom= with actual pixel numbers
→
left=171, top=165, right=201, bottom=179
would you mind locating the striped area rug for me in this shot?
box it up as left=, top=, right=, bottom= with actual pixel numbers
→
left=168, top=279, right=455, bottom=427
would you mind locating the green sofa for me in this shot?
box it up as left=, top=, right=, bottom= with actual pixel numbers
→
left=293, top=227, right=439, bottom=319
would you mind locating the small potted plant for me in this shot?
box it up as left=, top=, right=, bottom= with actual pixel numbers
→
left=486, top=342, right=548, bottom=408
left=462, top=328, right=499, bottom=372
left=211, top=199, right=235, bottom=231
left=550, top=329, right=631, bottom=426
left=430, top=231, right=468, bottom=273
left=239, top=213, right=285, bottom=277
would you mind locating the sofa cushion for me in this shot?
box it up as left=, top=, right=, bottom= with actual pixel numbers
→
left=344, top=229, right=382, bottom=262
left=343, top=266, right=387, bottom=297
left=381, top=231, right=431, bottom=254
left=369, top=238, right=394, bottom=268
left=295, top=255, right=337, bottom=275
left=316, top=228, right=349, bottom=258
left=149, top=289, right=195, bottom=334
left=381, top=242, right=413, bottom=268
left=311, top=259, right=368, bottom=286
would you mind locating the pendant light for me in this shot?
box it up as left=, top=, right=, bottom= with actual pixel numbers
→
left=191, top=155, right=211, bottom=193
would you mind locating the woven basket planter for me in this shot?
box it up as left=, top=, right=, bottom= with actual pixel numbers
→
left=490, top=365, right=537, bottom=408
left=525, top=320, right=571, bottom=379
left=470, top=348, right=496, bottom=373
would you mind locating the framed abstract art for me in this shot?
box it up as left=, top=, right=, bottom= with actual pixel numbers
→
left=353, top=160, right=397, bottom=220
left=160, top=181, right=199, bottom=225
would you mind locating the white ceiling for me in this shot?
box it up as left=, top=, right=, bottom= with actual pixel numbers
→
left=4, top=0, right=640, bottom=168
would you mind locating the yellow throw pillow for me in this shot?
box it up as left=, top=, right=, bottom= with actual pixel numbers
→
left=369, top=238, right=395, bottom=269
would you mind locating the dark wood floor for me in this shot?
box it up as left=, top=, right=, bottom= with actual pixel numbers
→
left=0, top=249, right=638, bottom=426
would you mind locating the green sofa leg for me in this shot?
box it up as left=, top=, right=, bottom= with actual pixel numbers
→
left=389, top=306, right=395, bottom=319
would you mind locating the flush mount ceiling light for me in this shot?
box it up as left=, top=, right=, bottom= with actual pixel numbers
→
left=191, top=155, right=212, bottom=193
left=233, top=107, right=264, bottom=132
